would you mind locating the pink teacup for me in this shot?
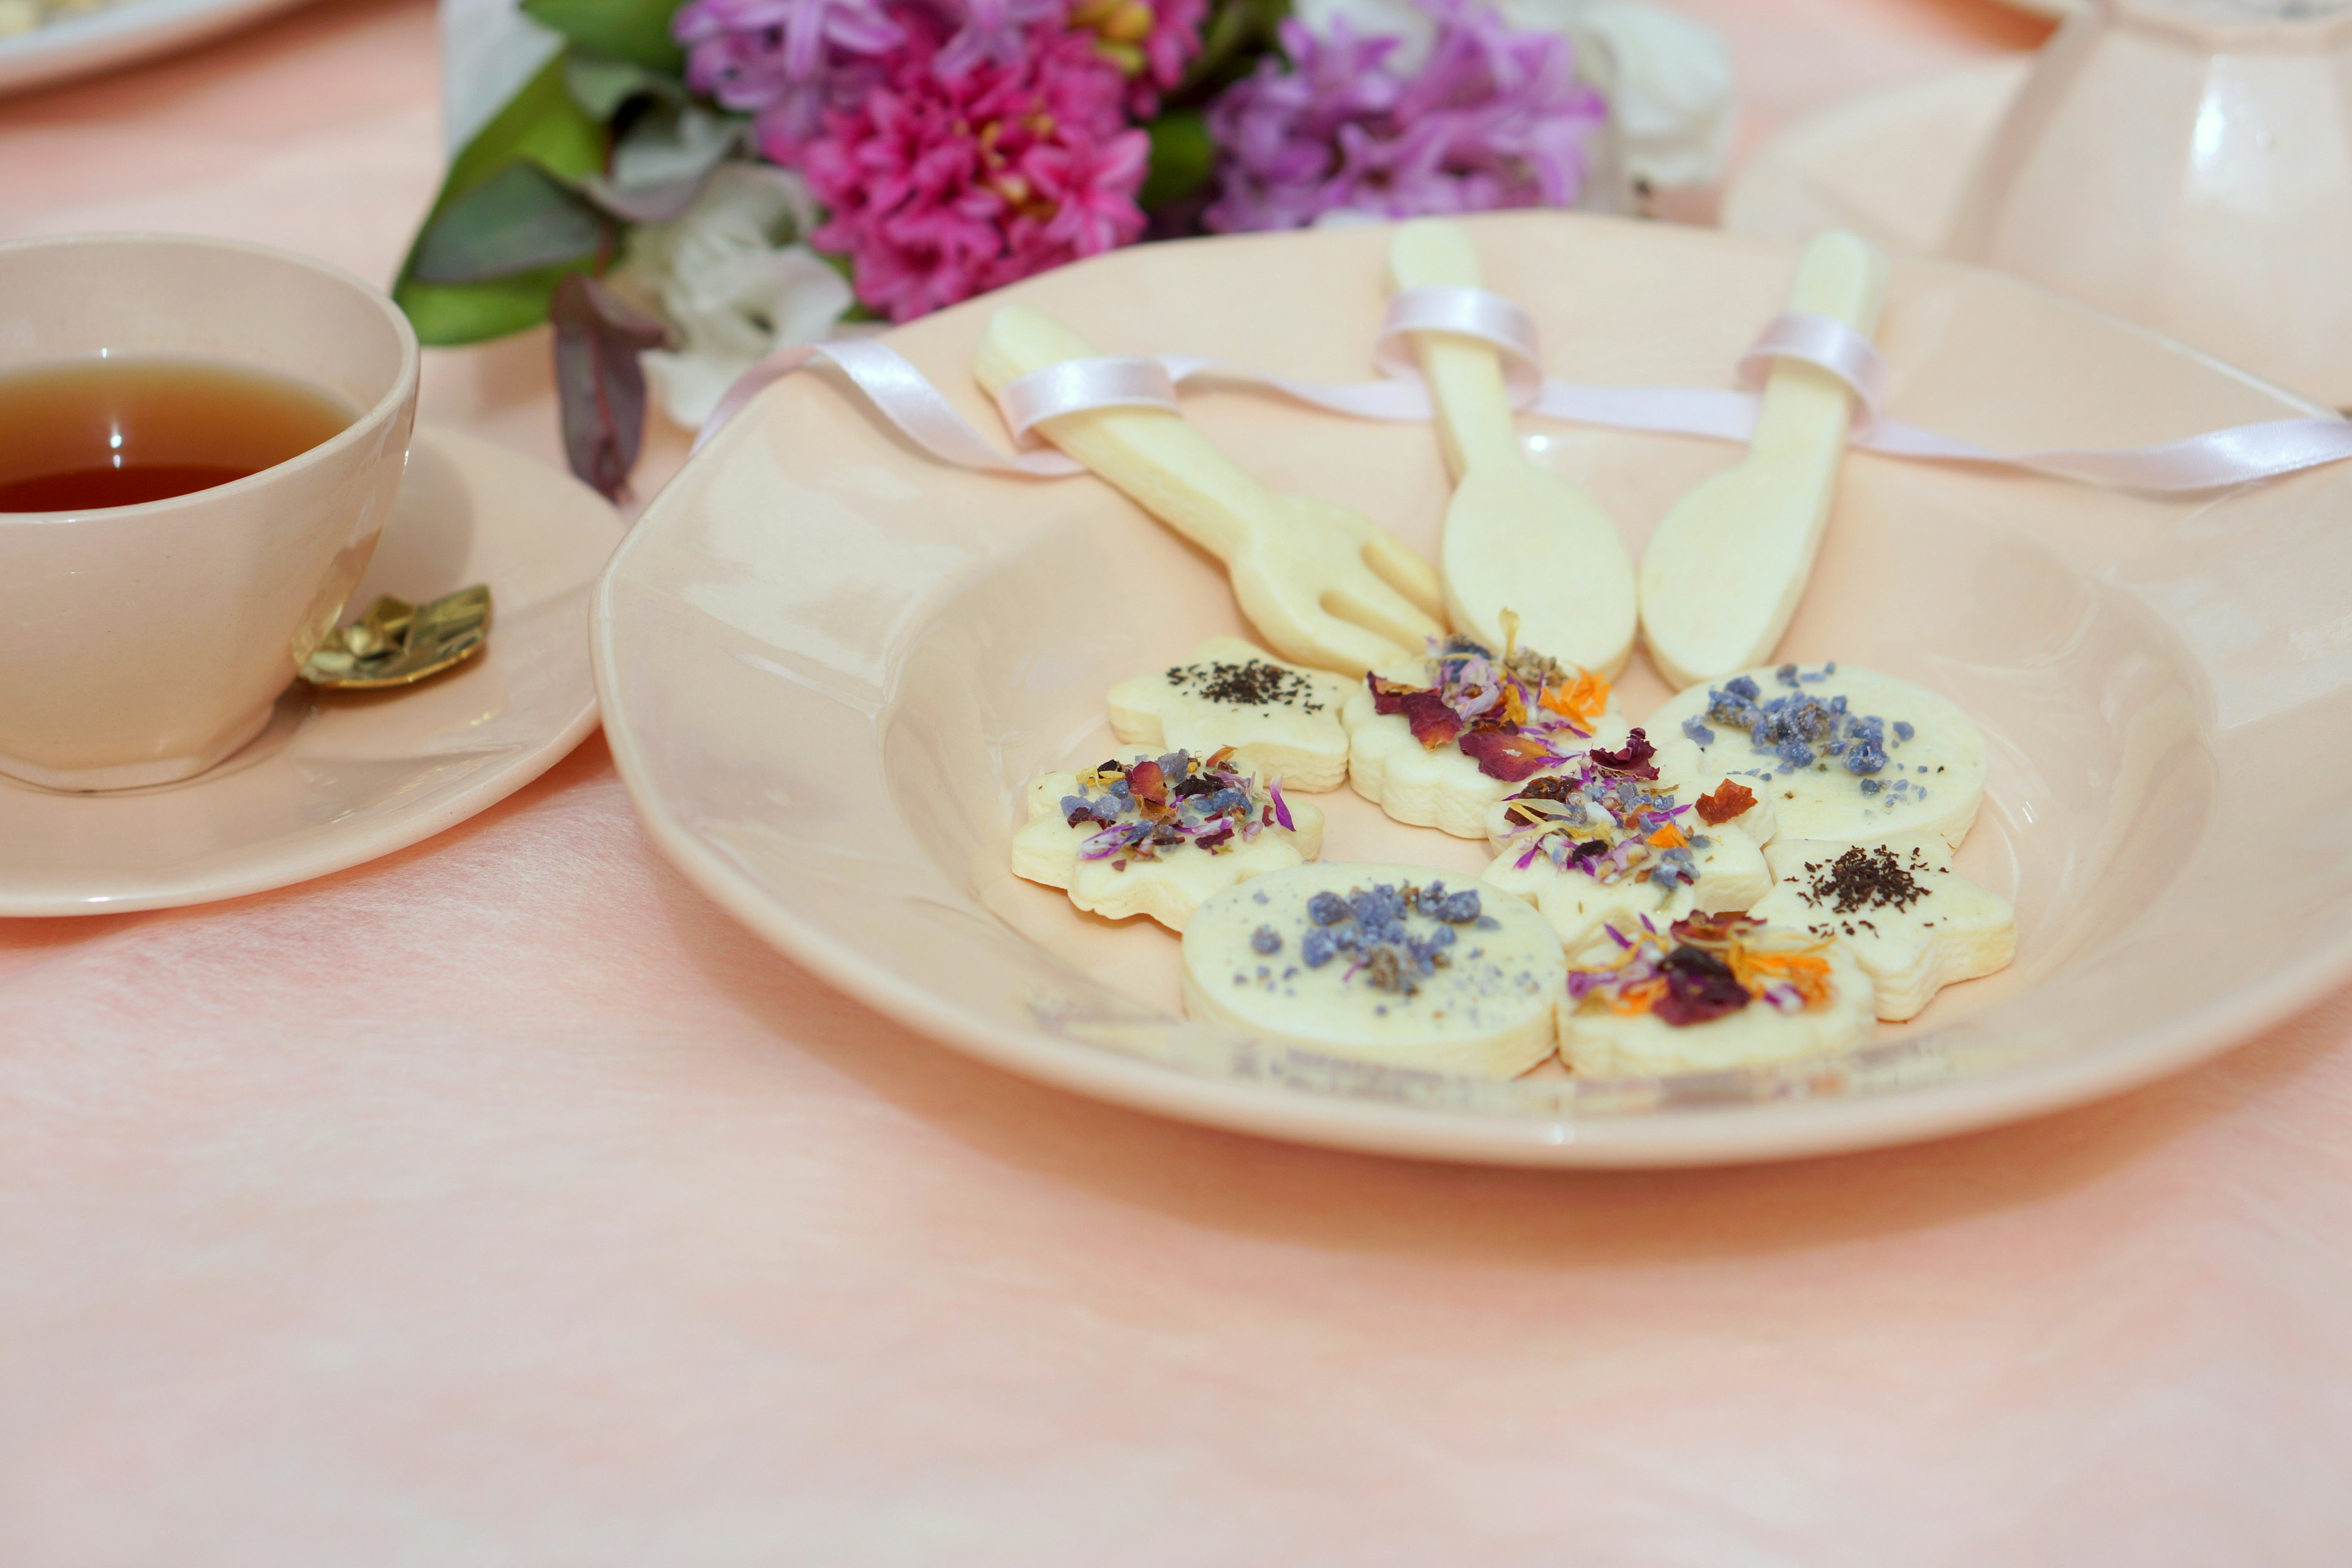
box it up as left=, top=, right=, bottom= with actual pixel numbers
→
left=0, top=234, right=418, bottom=791
left=1947, top=0, right=2352, bottom=404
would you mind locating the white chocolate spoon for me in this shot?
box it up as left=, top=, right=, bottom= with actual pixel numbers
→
left=975, top=304, right=1445, bottom=677
left=1387, top=219, right=1637, bottom=677
left=1637, top=228, right=1888, bottom=690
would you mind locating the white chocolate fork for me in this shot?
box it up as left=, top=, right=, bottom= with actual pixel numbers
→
left=975, top=305, right=1445, bottom=677
left=1388, top=219, right=1637, bottom=677
left=1637, top=230, right=1889, bottom=690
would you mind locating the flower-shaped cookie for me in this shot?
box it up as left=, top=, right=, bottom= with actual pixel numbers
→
left=1747, top=831, right=2015, bottom=1021
left=1479, top=744, right=1777, bottom=958
left=1343, top=634, right=1627, bottom=839
left=1012, top=748, right=1324, bottom=932
left=1107, top=636, right=1354, bottom=793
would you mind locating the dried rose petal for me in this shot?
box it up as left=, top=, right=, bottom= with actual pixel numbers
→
left=1651, top=943, right=1751, bottom=1027
left=1458, top=729, right=1555, bottom=782
left=1589, top=726, right=1660, bottom=780
left=1366, top=674, right=1417, bottom=716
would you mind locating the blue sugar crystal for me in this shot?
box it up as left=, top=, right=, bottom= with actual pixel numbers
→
left=1307, top=891, right=1348, bottom=926
left=1250, top=925, right=1282, bottom=956
left=1301, top=928, right=1337, bottom=968
left=1777, top=739, right=1815, bottom=768
left=1776, top=663, right=1801, bottom=687
left=1893, top=720, right=1915, bottom=744
left=1681, top=714, right=1716, bottom=747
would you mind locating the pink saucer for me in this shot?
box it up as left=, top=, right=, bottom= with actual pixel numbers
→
left=0, top=426, right=622, bottom=916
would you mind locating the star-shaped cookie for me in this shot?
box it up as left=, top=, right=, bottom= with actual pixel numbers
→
left=1107, top=636, right=1353, bottom=793
left=1748, top=829, right=2015, bottom=1021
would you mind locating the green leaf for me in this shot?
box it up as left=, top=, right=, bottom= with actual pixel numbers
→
left=521, top=0, right=687, bottom=74
left=564, top=50, right=687, bottom=120
left=394, top=55, right=608, bottom=346
left=1140, top=111, right=1216, bottom=210
left=1168, top=0, right=1287, bottom=108
left=410, top=162, right=608, bottom=285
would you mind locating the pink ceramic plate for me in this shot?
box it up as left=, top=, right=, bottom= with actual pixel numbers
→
left=593, top=213, right=2352, bottom=1166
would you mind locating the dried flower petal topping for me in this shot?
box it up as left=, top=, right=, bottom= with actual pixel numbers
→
left=1564, top=911, right=1835, bottom=1027
left=1062, top=750, right=1291, bottom=868
left=1457, top=729, right=1555, bottom=783
left=1494, top=758, right=1710, bottom=890
left=1292, top=880, right=1483, bottom=997
left=1587, top=727, right=1659, bottom=780
left=1653, top=943, right=1749, bottom=1027
left=1705, top=664, right=1915, bottom=787
left=1368, top=636, right=1613, bottom=782
left=1693, top=779, right=1757, bottom=825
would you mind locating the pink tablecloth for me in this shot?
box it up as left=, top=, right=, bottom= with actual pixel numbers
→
left=10, top=3, right=2352, bottom=1562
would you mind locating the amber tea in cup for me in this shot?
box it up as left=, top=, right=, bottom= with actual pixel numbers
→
left=0, top=358, right=355, bottom=512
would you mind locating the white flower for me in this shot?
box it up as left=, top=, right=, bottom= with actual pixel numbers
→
left=1288, top=0, right=1732, bottom=190
left=610, top=162, right=855, bottom=429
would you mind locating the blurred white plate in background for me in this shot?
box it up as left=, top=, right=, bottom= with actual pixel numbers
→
left=0, top=0, right=312, bottom=98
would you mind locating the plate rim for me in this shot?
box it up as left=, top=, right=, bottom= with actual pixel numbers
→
left=0, top=0, right=314, bottom=96
left=0, top=424, right=614, bottom=918
left=590, top=218, right=2352, bottom=1168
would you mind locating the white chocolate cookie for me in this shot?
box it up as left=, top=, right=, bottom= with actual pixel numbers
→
left=1183, top=864, right=1564, bottom=1078
left=1107, top=636, right=1353, bottom=793
left=1479, top=759, right=1775, bottom=959
left=1646, top=662, right=1986, bottom=848
left=1750, top=831, right=2016, bottom=1022
left=1013, top=748, right=1324, bottom=932
left=1343, top=635, right=1628, bottom=840
left=1555, top=912, right=1875, bottom=1077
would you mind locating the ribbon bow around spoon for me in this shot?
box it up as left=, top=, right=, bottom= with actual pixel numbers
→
left=1386, top=219, right=1637, bottom=677
left=974, top=304, right=1446, bottom=677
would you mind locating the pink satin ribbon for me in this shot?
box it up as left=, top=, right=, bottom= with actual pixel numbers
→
left=695, top=286, right=2352, bottom=494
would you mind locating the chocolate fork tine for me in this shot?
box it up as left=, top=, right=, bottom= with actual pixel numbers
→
left=975, top=304, right=1444, bottom=677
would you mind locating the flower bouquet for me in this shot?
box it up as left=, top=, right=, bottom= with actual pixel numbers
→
left=405, top=0, right=1730, bottom=497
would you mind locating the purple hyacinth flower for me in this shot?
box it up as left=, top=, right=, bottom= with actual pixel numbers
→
left=1205, top=0, right=1608, bottom=233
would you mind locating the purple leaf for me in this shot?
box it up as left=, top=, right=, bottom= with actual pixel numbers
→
left=551, top=274, right=671, bottom=500
left=410, top=160, right=607, bottom=284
